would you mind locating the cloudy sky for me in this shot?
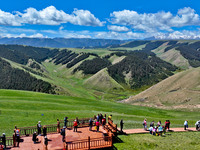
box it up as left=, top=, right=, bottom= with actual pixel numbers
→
left=1, top=0, right=200, bottom=39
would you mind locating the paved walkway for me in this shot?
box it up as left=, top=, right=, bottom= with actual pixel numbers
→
left=122, top=127, right=197, bottom=134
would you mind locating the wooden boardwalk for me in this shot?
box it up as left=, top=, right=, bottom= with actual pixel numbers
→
left=10, top=126, right=107, bottom=150
left=122, top=127, right=197, bottom=134
left=7, top=127, right=197, bottom=150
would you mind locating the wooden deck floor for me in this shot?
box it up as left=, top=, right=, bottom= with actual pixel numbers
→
left=10, top=126, right=105, bottom=150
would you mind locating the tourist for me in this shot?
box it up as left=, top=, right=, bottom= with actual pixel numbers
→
left=44, top=136, right=48, bottom=150
left=64, top=117, right=68, bottom=128
left=157, top=121, right=161, bottom=126
left=60, top=126, right=66, bottom=142
left=150, top=121, right=154, bottom=127
left=99, top=113, right=103, bottom=124
left=162, top=126, right=166, bottom=135
left=152, top=127, right=156, bottom=136
left=165, top=120, right=170, bottom=130
left=13, top=130, right=16, bottom=147
left=1, top=133, right=6, bottom=149
left=195, top=120, right=200, bottom=130
left=149, top=126, right=153, bottom=135
left=120, top=119, right=124, bottom=132
left=43, top=126, right=47, bottom=136
left=102, top=117, right=106, bottom=128
left=143, top=119, right=147, bottom=130
left=37, top=121, right=42, bottom=135
left=158, top=125, right=163, bottom=136
left=97, top=114, right=100, bottom=122
left=57, top=119, right=60, bottom=133
left=16, top=128, right=20, bottom=147
left=108, top=115, right=112, bottom=121
left=32, top=132, right=37, bottom=144
left=73, top=120, right=78, bottom=132
left=96, top=120, right=100, bottom=132
left=184, top=120, right=188, bottom=130
left=89, top=118, right=93, bottom=131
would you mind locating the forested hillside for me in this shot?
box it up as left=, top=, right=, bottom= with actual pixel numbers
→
left=0, top=40, right=199, bottom=100
left=0, top=57, right=55, bottom=94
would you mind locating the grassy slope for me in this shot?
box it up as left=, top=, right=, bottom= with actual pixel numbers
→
left=0, top=89, right=200, bottom=136
left=124, top=67, right=200, bottom=109
left=153, top=47, right=190, bottom=69
left=114, top=132, right=200, bottom=150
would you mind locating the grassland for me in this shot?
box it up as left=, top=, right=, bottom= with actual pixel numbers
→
left=0, top=89, right=200, bottom=136
left=124, top=67, right=200, bottom=109
left=114, top=132, right=200, bottom=150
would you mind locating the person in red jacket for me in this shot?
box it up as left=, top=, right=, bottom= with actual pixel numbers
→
left=96, top=121, right=100, bottom=132
left=73, top=120, right=78, bottom=132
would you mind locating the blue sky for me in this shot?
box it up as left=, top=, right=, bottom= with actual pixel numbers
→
left=0, top=0, right=200, bottom=39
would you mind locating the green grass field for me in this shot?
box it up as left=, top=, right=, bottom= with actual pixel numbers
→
left=114, top=132, right=200, bottom=150
left=0, top=89, right=200, bottom=137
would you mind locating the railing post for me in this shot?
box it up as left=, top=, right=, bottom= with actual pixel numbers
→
left=88, top=136, right=90, bottom=150
left=24, top=129, right=26, bottom=136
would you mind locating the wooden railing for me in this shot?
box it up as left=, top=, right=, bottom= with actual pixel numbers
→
left=66, top=136, right=112, bottom=150
left=0, top=137, right=13, bottom=146
left=60, top=118, right=91, bottom=128
left=108, top=119, right=117, bottom=133
left=19, top=118, right=91, bottom=136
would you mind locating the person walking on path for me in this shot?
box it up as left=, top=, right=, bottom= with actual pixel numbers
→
left=43, top=126, right=47, bottom=136
left=143, top=119, right=147, bottom=130
left=184, top=120, right=188, bottom=130
left=60, top=126, right=66, bottom=142
left=73, top=120, right=78, bottom=132
left=37, top=121, right=42, bottom=136
left=57, top=119, right=60, bottom=133
left=120, top=120, right=124, bottom=132
left=1, top=133, right=6, bottom=149
left=195, top=120, right=200, bottom=130
left=89, top=118, right=93, bottom=131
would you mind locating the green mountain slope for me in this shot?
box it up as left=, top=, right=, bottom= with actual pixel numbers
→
left=122, top=67, right=200, bottom=109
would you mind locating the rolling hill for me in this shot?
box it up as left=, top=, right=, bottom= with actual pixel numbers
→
left=122, top=67, right=200, bottom=109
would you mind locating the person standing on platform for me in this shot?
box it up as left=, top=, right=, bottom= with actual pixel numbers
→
left=44, top=136, right=48, bottom=150
left=43, top=126, right=47, bottom=136
left=60, top=126, right=66, bottom=142
left=57, top=119, right=60, bottom=133
left=16, top=129, right=20, bottom=147
left=1, top=133, right=6, bottom=149
left=37, top=121, right=42, bottom=136
left=89, top=118, right=93, bottom=131
left=73, top=120, right=78, bottom=132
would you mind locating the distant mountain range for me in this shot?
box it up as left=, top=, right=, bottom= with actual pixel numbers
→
left=0, top=37, right=128, bottom=48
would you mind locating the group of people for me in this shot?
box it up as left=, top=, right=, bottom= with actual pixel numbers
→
left=88, top=114, right=108, bottom=132
left=143, top=119, right=171, bottom=136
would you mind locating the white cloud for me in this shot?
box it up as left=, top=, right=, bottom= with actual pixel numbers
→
left=107, top=25, right=129, bottom=32
left=0, top=10, right=20, bottom=26
left=0, top=6, right=104, bottom=26
left=110, top=7, right=200, bottom=32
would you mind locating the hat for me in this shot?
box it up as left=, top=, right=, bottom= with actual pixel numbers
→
left=63, top=126, right=66, bottom=129
left=3, top=133, right=5, bottom=135
left=38, top=121, right=41, bottom=123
